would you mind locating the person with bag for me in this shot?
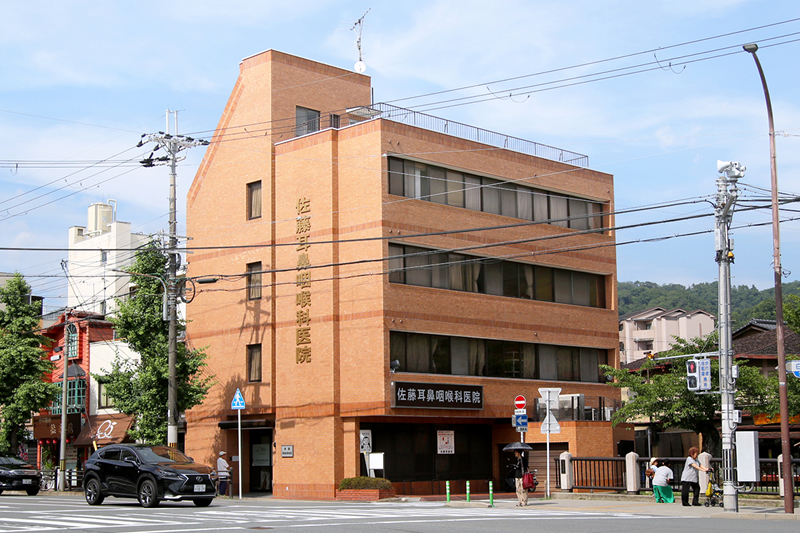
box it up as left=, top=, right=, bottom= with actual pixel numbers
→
left=513, top=450, right=528, bottom=507
left=652, top=459, right=675, bottom=503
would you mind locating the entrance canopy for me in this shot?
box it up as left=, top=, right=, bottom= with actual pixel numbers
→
left=73, top=413, right=134, bottom=447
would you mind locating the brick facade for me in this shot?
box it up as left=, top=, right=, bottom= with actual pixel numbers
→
left=185, top=50, right=625, bottom=499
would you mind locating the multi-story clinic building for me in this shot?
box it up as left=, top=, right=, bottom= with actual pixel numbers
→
left=185, top=50, right=626, bottom=499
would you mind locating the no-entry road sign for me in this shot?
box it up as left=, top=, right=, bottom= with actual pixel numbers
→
left=514, top=395, right=526, bottom=409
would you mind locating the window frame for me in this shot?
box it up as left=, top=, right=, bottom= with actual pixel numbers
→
left=247, top=343, right=262, bottom=383
left=246, top=262, right=263, bottom=301
left=247, top=181, right=262, bottom=220
left=295, top=106, right=320, bottom=136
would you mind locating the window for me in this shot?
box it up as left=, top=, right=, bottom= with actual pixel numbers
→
left=66, top=323, right=78, bottom=359
left=247, top=344, right=262, bottom=382
left=386, top=158, right=607, bottom=233
left=120, top=449, right=137, bottom=462
left=388, top=244, right=405, bottom=283
left=390, top=331, right=606, bottom=382
left=296, top=106, right=320, bottom=136
left=51, top=378, right=87, bottom=414
left=100, top=250, right=107, bottom=264
left=247, top=262, right=262, bottom=300
left=98, top=381, right=115, bottom=408
left=388, top=243, right=605, bottom=308
left=247, top=181, right=262, bottom=220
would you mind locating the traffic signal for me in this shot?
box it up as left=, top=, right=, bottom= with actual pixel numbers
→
left=686, top=359, right=700, bottom=391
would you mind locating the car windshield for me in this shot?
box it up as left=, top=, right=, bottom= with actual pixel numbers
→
left=136, top=446, right=193, bottom=464
left=0, top=456, right=28, bottom=466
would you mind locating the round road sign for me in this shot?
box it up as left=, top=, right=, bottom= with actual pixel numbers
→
left=514, top=395, right=526, bottom=409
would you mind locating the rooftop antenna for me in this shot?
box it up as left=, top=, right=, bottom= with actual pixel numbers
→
left=351, top=8, right=370, bottom=73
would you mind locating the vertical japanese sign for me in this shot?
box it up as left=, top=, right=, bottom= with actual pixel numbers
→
left=295, top=197, right=312, bottom=364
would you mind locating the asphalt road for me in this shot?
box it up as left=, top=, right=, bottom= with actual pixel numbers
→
left=0, top=493, right=797, bottom=533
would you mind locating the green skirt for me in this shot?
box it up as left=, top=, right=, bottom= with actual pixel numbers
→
left=653, top=485, right=674, bottom=503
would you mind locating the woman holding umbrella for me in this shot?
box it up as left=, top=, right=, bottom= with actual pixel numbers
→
left=513, top=450, right=528, bottom=506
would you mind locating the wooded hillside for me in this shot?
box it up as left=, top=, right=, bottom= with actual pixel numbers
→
left=617, top=280, right=800, bottom=329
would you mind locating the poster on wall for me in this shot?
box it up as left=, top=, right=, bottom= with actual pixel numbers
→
left=437, top=430, right=455, bottom=454
left=252, top=443, right=271, bottom=466
left=359, top=430, right=372, bottom=453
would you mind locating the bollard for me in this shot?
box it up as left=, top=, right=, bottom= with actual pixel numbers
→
left=489, top=480, right=494, bottom=507
left=446, top=480, right=450, bottom=503
left=466, top=480, right=470, bottom=502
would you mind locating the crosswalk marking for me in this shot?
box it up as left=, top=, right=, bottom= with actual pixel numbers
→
left=0, top=501, right=664, bottom=532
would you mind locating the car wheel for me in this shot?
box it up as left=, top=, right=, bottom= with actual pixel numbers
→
left=138, top=479, right=160, bottom=508
left=84, top=478, right=104, bottom=505
left=25, top=487, right=40, bottom=496
left=193, top=498, right=213, bottom=507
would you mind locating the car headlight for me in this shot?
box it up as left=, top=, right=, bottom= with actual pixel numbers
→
left=156, top=468, right=184, bottom=480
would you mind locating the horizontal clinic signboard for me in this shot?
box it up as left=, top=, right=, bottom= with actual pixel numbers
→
left=392, top=381, right=484, bottom=410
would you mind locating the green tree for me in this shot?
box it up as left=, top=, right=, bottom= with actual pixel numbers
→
left=767, top=294, right=800, bottom=417
left=602, top=332, right=770, bottom=456
left=99, top=243, right=214, bottom=444
left=0, top=274, right=60, bottom=452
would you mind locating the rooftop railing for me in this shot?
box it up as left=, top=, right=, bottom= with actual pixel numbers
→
left=299, top=104, right=590, bottom=168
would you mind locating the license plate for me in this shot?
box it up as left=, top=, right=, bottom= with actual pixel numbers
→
left=22, top=479, right=32, bottom=485
left=194, top=484, right=206, bottom=492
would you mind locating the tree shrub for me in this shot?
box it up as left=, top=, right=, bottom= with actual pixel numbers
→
left=338, top=476, right=392, bottom=490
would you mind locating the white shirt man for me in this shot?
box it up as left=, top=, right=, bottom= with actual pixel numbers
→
left=216, top=451, right=231, bottom=496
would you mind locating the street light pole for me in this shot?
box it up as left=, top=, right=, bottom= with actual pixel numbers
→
left=743, top=42, right=794, bottom=514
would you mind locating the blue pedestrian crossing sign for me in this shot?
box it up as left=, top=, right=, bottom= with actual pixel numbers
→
left=231, top=388, right=246, bottom=410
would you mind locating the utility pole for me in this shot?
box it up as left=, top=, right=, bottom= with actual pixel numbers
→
left=138, top=110, right=208, bottom=448
left=715, top=160, right=744, bottom=512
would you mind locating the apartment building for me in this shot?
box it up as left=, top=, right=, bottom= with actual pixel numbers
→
left=184, top=50, right=624, bottom=499
left=619, top=307, right=716, bottom=364
left=68, top=202, right=149, bottom=315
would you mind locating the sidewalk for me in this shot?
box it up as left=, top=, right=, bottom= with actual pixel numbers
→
left=442, top=492, right=800, bottom=521
left=26, top=488, right=800, bottom=520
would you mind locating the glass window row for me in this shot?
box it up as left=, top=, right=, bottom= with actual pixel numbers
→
left=390, top=331, right=608, bottom=383
left=388, top=244, right=605, bottom=308
left=388, top=157, right=606, bottom=231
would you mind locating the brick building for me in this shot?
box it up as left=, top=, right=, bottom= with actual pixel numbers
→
left=184, top=50, right=627, bottom=499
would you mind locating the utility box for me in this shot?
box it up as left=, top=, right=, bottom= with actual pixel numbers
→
left=736, top=431, right=760, bottom=482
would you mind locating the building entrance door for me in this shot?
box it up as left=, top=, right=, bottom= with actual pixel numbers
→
left=249, top=429, right=272, bottom=493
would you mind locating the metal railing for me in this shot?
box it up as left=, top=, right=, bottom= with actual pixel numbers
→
left=294, top=104, right=590, bottom=168
left=569, top=457, right=626, bottom=491
left=532, top=396, right=621, bottom=423
left=38, top=469, right=84, bottom=491
left=638, top=457, right=800, bottom=497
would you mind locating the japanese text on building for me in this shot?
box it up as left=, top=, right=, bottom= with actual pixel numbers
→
left=296, top=197, right=312, bottom=364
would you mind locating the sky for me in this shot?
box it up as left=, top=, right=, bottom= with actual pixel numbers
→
left=2, top=0, right=799, bottom=311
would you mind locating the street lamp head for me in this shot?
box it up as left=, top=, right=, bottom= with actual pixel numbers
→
left=743, top=43, right=758, bottom=54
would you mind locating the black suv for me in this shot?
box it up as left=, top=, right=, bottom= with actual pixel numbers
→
left=83, top=444, right=217, bottom=507
left=0, top=455, right=41, bottom=495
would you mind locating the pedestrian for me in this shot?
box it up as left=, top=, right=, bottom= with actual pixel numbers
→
left=216, top=451, right=231, bottom=497
left=652, top=459, right=675, bottom=503
left=513, top=450, right=528, bottom=507
left=680, top=447, right=709, bottom=506
left=645, top=457, right=657, bottom=497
